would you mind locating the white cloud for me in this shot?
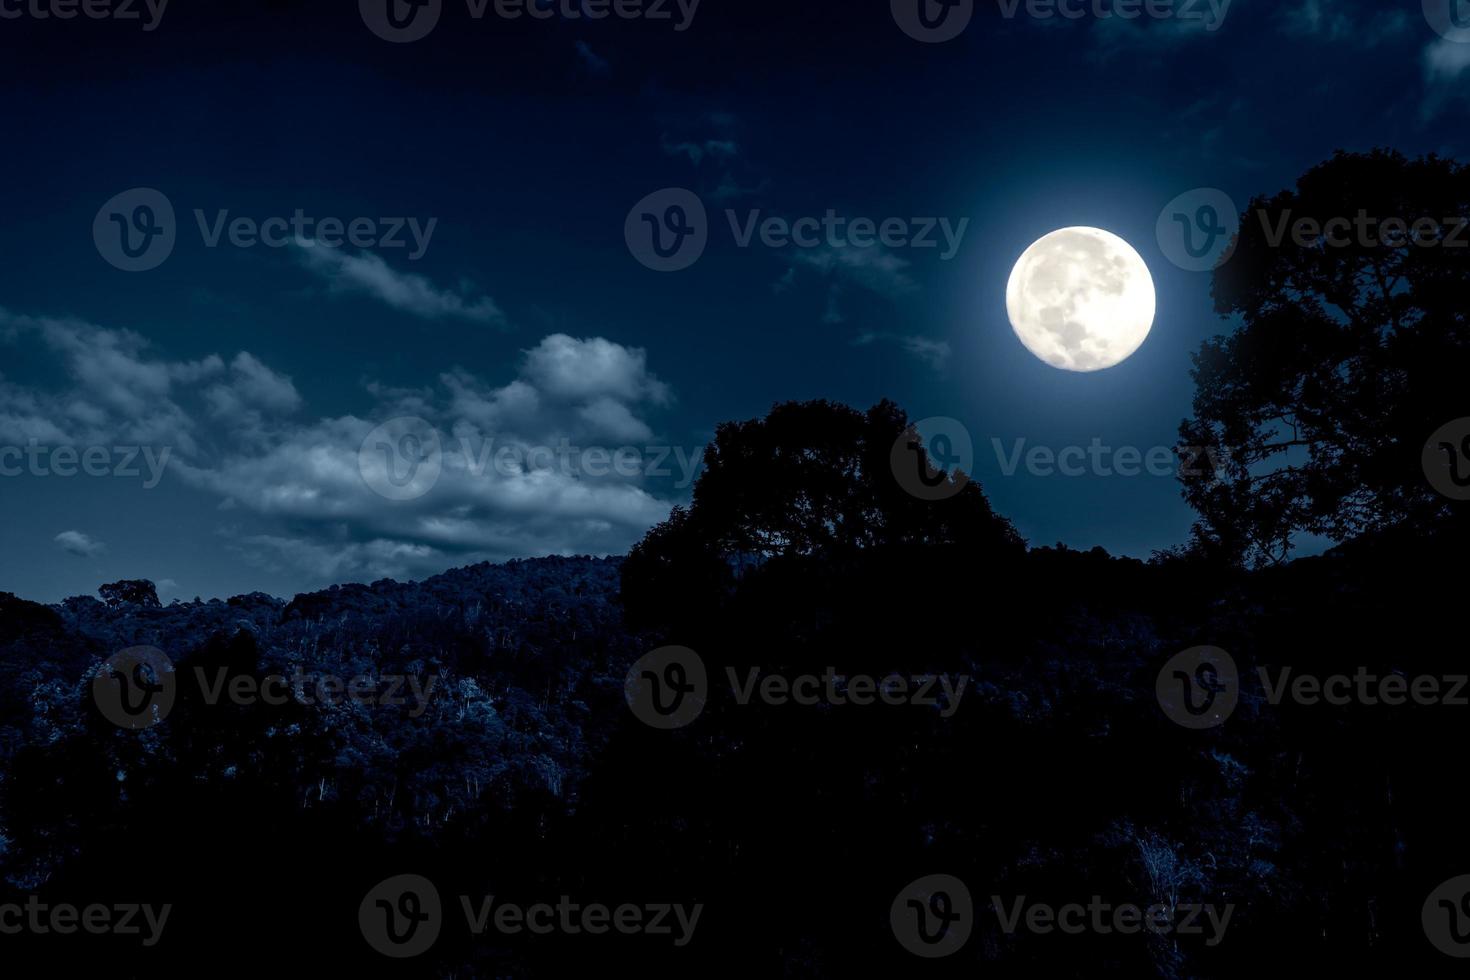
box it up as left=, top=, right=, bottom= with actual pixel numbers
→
left=55, top=530, right=106, bottom=558
left=522, top=334, right=670, bottom=405
left=296, top=244, right=506, bottom=325
left=0, top=309, right=222, bottom=453
left=2, top=311, right=683, bottom=586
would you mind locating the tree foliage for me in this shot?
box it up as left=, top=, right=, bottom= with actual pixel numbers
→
left=1180, top=149, right=1470, bottom=566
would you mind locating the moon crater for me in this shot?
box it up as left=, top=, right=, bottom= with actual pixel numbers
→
left=1006, top=227, right=1156, bottom=372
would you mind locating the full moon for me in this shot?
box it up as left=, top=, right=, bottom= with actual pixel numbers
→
left=1005, top=227, right=1156, bottom=372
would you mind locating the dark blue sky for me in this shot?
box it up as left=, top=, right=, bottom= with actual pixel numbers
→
left=1, top=0, right=1466, bottom=601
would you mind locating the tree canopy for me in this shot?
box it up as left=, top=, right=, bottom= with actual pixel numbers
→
left=1179, top=149, right=1470, bottom=566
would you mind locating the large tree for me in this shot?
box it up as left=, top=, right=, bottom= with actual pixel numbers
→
left=1179, top=149, right=1470, bottom=566
left=621, top=399, right=1023, bottom=624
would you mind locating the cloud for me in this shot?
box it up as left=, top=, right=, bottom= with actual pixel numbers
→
left=4, top=312, right=685, bottom=588
left=55, top=530, right=106, bottom=558
left=661, top=135, right=739, bottom=166
left=296, top=245, right=506, bottom=326
left=854, top=331, right=951, bottom=370
left=1425, top=37, right=1470, bottom=83
left=788, top=245, right=920, bottom=302
left=1278, top=0, right=1411, bottom=44
left=204, top=352, right=302, bottom=438
left=522, top=334, right=670, bottom=405
left=1422, top=37, right=1470, bottom=119
left=821, top=284, right=845, bottom=325
left=0, top=309, right=222, bottom=453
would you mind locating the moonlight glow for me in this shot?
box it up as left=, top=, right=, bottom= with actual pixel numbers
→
left=1006, top=227, right=1156, bottom=372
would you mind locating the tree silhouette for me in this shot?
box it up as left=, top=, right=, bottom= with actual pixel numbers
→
left=1179, top=149, right=1470, bottom=566
left=97, top=578, right=161, bottom=608
left=621, top=398, right=1022, bottom=626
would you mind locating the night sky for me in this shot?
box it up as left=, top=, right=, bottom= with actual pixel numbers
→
left=1, top=0, right=1466, bottom=602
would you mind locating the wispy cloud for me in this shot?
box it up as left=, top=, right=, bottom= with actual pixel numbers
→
left=854, top=331, right=951, bottom=371
left=296, top=244, right=506, bottom=326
